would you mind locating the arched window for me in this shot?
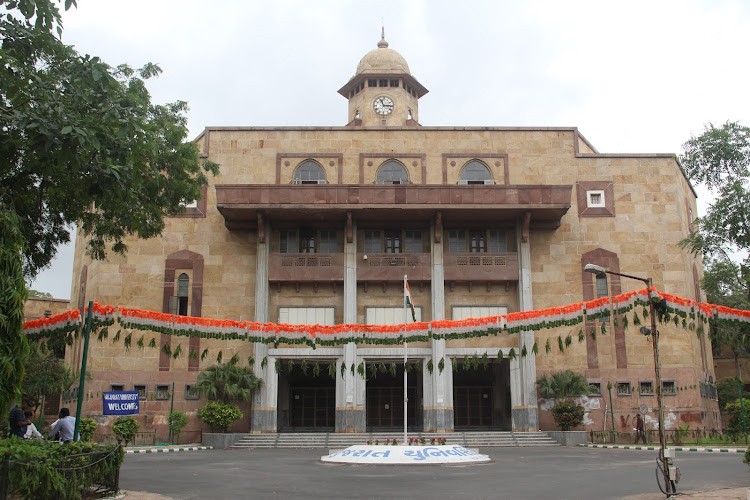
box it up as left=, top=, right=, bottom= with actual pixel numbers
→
left=293, top=160, right=326, bottom=184
left=459, top=160, right=493, bottom=185
left=177, top=273, right=189, bottom=316
left=376, top=160, right=408, bottom=184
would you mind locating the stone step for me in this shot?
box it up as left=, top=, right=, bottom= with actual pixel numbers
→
left=231, top=431, right=559, bottom=449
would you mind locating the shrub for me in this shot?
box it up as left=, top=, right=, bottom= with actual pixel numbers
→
left=79, top=417, right=97, bottom=442
left=0, top=439, right=123, bottom=499
left=168, top=410, right=189, bottom=443
left=724, top=398, right=750, bottom=438
left=111, top=416, right=140, bottom=446
left=197, top=401, right=243, bottom=432
left=550, top=399, right=585, bottom=431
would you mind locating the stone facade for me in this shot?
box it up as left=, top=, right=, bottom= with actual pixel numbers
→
left=65, top=35, right=720, bottom=439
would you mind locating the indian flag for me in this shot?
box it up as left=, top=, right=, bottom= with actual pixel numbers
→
left=404, top=275, right=417, bottom=322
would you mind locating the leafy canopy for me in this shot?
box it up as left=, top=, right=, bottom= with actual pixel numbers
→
left=680, top=122, right=750, bottom=370
left=1, top=0, right=219, bottom=278
left=537, top=370, right=591, bottom=400
left=195, top=358, right=262, bottom=403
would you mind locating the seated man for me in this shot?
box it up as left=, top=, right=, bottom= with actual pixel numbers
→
left=49, top=407, right=77, bottom=443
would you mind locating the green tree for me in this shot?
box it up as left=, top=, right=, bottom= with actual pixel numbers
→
left=1, top=0, right=219, bottom=278
left=0, top=0, right=217, bottom=419
left=21, top=346, right=76, bottom=415
left=680, top=122, right=750, bottom=393
left=27, top=289, right=52, bottom=298
left=195, top=360, right=262, bottom=403
left=0, top=211, right=30, bottom=423
left=537, top=370, right=591, bottom=400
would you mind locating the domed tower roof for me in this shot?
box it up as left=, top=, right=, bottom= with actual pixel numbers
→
left=355, top=33, right=411, bottom=75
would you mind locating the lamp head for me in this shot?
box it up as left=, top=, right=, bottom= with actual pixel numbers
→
left=584, top=263, right=607, bottom=275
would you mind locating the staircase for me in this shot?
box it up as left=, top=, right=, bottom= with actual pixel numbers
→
left=230, top=431, right=559, bottom=449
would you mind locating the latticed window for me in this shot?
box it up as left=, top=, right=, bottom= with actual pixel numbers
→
left=279, top=231, right=296, bottom=253
left=364, top=230, right=382, bottom=253
left=319, top=230, right=337, bottom=253
left=404, top=230, right=422, bottom=253
left=448, top=230, right=466, bottom=253
left=488, top=230, right=507, bottom=252
left=376, top=160, right=408, bottom=184
left=596, top=273, right=608, bottom=298
left=293, top=160, right=325, bottom=184
left=459, top=160, right=492, bottom=184
left=384, top=230, right=401, bottom=253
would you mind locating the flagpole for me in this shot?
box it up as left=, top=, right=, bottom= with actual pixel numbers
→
left=403, top=274, right=408, bottom=446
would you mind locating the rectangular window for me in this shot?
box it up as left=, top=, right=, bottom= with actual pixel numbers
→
left=616, top=382, right=631, bottom=396
left=364, top=230, right=382, bottom=253
left=452, top=306, right=508, bottom=320
left=639, top=381, right=654, bottom=396
left=110, top=384, right=124, bottom=392
left=134, top=384, right=147, bottom=400
left=366, top=306, right=422, bottom=324
left=469, top=230, right=486, bottom=253
left=185, top=385, right=201, bottom=400
left=278, top=307, right=335, bottom=325
left=368, top=79, right=376, bottom=87
left=662, top=381, right=676, bottom=395
left=390, top=79, right=399, bottom=87
left=587, top=190, right=605, bottom=208
left=379, top=79, right=388, bottom=87
left=487, top=230, right=507, bottom=252
left=384, top=230, right=401, bottom=254
left=404, top=230, right=423, bottom=253
left=588, top=382, right=602, bottom=397
left=155, top=385, right=171, bottom=400
left=319, top=230, right=337, bottom=253
left=279, top=230, right=296, bottom=254
left=596, top=274, right=609, bottom=298
left=448, top=230, right=466, bottom=253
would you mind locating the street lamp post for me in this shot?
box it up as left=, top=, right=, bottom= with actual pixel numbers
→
left=584, top=264, right=673, bottom=496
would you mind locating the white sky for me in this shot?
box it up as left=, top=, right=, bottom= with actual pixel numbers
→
left=29, top=0, right=750, bottom=298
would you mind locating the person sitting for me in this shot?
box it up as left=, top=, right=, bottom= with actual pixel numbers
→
left=49, top=407, right=77, bottom=443
left=7, top=404, right=29, bottom=438
left=23, top=410, right=43, bottom=439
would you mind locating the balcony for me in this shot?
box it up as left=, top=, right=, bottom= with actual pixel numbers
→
left=444, top=253, right=519, bottom=281
left=357, top=253, right=431, bottom=281
left=268, top=253, right=345, bottom=282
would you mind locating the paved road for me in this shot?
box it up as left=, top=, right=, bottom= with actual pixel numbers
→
left=120, top=446, right=750, bottom=499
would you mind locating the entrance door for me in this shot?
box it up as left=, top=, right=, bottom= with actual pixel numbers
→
left=453, top=359, right=511, bottom=430
left=366, top=363, right=421, bottom=431
left=277, top=360, right=336, bottom=432
left=289, top=387, right=335, bottom=428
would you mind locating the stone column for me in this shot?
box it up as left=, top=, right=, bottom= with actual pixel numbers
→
left=424, top=216, right=453, bottom=432
left=336, top=216, right=365, bottom=432
left=252, top=220, right=277, bottom=433
left=513, top=213, right=539, bottom=431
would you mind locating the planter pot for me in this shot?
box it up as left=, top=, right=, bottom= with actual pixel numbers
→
left=546, top=430, right=589, bottom=446
left=202, top=433, right=245, bottom=449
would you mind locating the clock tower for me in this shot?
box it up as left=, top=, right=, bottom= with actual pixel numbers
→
left=338, top=30, right=428, bottom=127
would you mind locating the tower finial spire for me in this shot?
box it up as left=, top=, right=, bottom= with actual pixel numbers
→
left=378, top=25, right=389, bottom=48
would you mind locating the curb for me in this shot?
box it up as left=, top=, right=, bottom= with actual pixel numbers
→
left=580, top=443, right=745, bottom=454
left=125, top=446, right=213, bottom=454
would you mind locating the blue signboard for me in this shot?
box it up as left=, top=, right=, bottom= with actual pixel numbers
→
left=102, top=391, right=140, bottom=415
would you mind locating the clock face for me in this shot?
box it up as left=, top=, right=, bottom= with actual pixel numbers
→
left=373, top=95, right=394, bottom=116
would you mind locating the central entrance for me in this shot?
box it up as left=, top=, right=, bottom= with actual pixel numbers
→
left=453, top=358, right=511, bottom=430
left=277, top=360, right=336, bottom=432
left=366, top=362, right=422, bottom=431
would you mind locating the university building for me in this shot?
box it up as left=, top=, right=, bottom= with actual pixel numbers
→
left=68, top=34, right=720, bottom=437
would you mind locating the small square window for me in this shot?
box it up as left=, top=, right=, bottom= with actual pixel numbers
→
left=110, top=384, right=124, bottom=392
left=587, top=190, right=606, bottom=208
left=662, top=381, right=676, bottom=395
left=588, top=382, right=602, bottom=397
left=390, top=79, right=399, bottom=87
left=155, top=385, right=171, bottom=400
left=134, top=385, right=147, bottom=400
left=616, top=382, right=631, bottom=396
left=185, top=385, right=201, bottom=401
left=379, top=79, right=388, bottom=87
left=639, top=381, right=654, bottom=396
left=368, top=79, right=376, bottom=87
